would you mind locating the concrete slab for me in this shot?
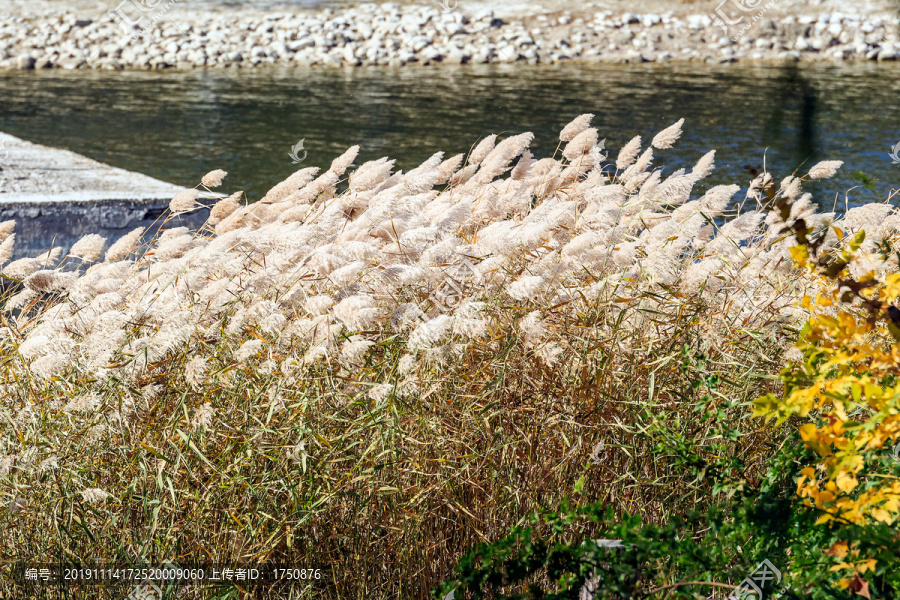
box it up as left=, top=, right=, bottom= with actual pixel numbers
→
left=0, top=132, right=211, bottom=259
left=0, top=131, right=187, bottom=200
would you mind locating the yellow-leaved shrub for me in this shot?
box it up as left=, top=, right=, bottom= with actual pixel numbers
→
left=756, top=229, right=900, bottom=523
left=755, top=224, right=900, bottom=586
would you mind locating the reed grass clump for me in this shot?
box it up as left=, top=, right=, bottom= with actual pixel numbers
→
left=0, top=116, right=895, bottom=598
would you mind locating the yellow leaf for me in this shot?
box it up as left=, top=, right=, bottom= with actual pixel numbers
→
left=790, top=244, right=810, bottom=267
left=819, top=490, right=836, bottom=503
left=832, top=564, right=853, bottom=573
left=826, top=541, right=849, bottom=558
left=799, top=424, right=818, bottom=442
left=815, top=513, right=834, bottom=525
left=836, top=472, right=858, bottom=494
left=870, top=508, right=893, bottom=524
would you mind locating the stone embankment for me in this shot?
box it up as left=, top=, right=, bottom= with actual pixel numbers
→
left=1, top=2, right=898, bottom=70
left=0, top=132, right=208, bottom=259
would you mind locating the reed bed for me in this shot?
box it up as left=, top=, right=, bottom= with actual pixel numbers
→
left=0, top=116, right=896, bottom=599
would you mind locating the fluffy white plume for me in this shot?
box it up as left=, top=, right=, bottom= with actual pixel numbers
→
left=201, top=169, right=227, bottom=188
left=105, top=228, right=144, bottom=263
left=651, top=118, right=685, bottom=150
left=80, top=488, right=110, bottom=504
left=1, top=119, right=888, bottom=413
left=468, top=135, right=497, bottom=166
left=807, top=160, right=843, bottom=180
left=170, top=189, right=200, bottom=214
left=616, top=136, right=642, bottom=170
left=692, top=151, right=716, bottom=180
left=0, top=220, right=15, bottom=241
left=330, top=145, right=360, bottom=176
left=70, top=234, right=106, bottom=262
left=560, top=114, right=594, bottom=142
left=0, top=234, right=14, bottom=265
left=209, top=192, right=242, bottom=225
left=562, top=129, right=599, bottom=161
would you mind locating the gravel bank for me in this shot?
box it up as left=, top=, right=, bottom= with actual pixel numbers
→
left=1, top=2, right=898, bottom=70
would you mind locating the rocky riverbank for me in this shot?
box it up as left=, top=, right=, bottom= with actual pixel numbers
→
left=1, top=2, right=898, bottom=70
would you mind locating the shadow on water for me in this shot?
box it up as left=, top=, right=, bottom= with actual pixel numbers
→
left=763, top=64, right=819, bottom=172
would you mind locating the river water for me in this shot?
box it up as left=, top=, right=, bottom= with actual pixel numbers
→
left=0, top=62, right=898, bottom=253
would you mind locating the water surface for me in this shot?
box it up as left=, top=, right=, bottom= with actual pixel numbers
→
left=1, top=62, right=898, bottom=252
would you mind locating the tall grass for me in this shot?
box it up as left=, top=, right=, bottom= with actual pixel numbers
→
left=0, top=116, right=895, bottom=598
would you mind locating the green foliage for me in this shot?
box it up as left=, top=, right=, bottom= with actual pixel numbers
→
left=639, top=345, right=766, bottom=501
left=851, top=171, right=877, bottom=192
left=436, top=345, right=900, bottom=599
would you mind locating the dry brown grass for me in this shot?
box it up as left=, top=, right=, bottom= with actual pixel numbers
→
left=2, top=116, right=884, bottom=599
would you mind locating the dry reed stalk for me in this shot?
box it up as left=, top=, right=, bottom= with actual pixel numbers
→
left=0, top=117, right=895, bottom=598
